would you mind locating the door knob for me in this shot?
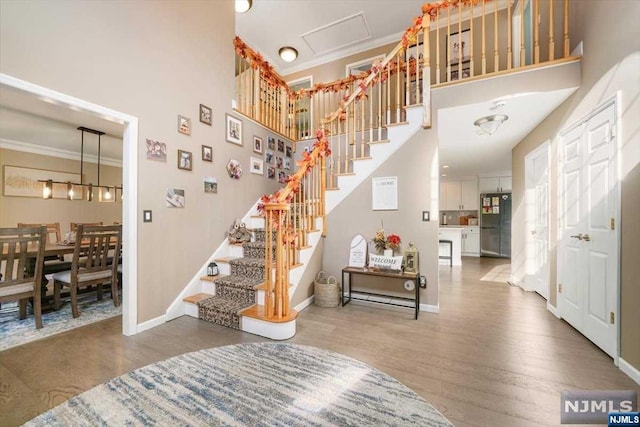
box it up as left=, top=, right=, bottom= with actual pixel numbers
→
left=570, top=234, right=583, bottom=240
left=582, top=234, right=591, bottom=242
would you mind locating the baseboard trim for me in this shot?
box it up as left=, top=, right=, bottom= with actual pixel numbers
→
left=546, top=302, right=561, bottom=318
left=136, top=315, right=166, bottom=333
left=294, top=296, right=315, bottom=312
left=619, top=358, right=640, bottom=386
left=419, top=303, right=440, bottom=314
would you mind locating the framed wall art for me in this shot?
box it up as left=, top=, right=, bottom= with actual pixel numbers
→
left=3, top=165, right=82, bottom=199
left=225, top=114, right=242, bottom=146
left=250, top=157, right=264, bottom=175
left=199, top=104, right=212, bottom=125
left=448, top=29, right=470, bottom=65
left=178, top=115, right=191, bottom=135
left=166, top=188, right=185, bottom=208
left=202, top=145, right=213, bottom=162
left=177, top=149, right=193, bottom=171
left=204, top=177, right=217, bottom=194
left=146, top=139, right=167, bottom=162
left=253, top=136, right=263, bottom=154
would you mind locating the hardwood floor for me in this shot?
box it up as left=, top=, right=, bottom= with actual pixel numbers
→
left=1, top=257, right=637, bottom=426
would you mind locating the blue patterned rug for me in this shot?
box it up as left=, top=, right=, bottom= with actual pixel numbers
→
left=0, top=294, right=121, bottom=352
left=25, top=342, right=452, bottom=426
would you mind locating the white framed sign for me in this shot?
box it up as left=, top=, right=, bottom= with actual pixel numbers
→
left=348, top=234, right=367, bottom=268
left=372, top=176, right=398, bottom=210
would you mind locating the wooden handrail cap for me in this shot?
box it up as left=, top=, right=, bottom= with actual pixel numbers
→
left=263, top=203, right=291, bottom=211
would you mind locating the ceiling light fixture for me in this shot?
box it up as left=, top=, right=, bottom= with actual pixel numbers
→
left=474, top=114, right=509, bottom=136
left=235, top=0, right=252, bottom=13
left=442, top=165, right=449, bottom=169
left=279, top=46, right=298, bottom=62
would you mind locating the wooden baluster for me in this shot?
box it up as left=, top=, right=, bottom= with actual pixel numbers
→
left=422, top=14, right=431, bottom=128
left=351, top=102, right=357, bottom=160
left=447, top=5, right=452, bottom=81
left=331, top=120, right=336, bottom=188
left=415, top=33, right=420, bottom=104
left=507, top=0, right=512, bottom=69
left=405, top=47, right=410, bottom=108
left=481, top=0, right=487, bottom=75
left=369, top=78, right=374, bottom=144
left=564, top=0, right=570, bottom=57
left=344, top=104, right=349, bottom=173
left=386, top=64, right=391, bottom=124
left=470, top=4, right=475, bottom=76
left=520, top=0, right=526, bottom=65
left=254, top=69, right=260, bottom=121
left=396, top=56, right=401, bottom=122
left=337, top=111, right=342, bottom=175
left=494, top=0, right=499, bottom=72
left=436, top=9, right=441, bottom=85
left=458, top=2, right=462, bottom=79
left=377, top=75, right=382, bottom=139
left=534, top=0, right=540, bottom=64
left=360, top=97, right=365, bottom=157
left=549, top=0, right=555, bottom=61
left=320, top=156, right=327, bottom=237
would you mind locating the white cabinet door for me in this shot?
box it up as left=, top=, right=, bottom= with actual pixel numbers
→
left=479, top=177, right=500, bottom=193
left=439, top=181, right=447, bottom=210
left=444, top=181, right=462, bottom=210
left=460, top=179, right=478, bottom=210
left=461, top=227, right=480, bottom=256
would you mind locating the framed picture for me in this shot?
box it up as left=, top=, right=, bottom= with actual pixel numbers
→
left=267, top=136, right=275, bottom=150
left=284, top=158, right=291, bottom=170
left=277, top=171, right=286, bottom=184
left=177, top=149, right=193, bottom=171
left=276, top=156, right=283, bottom=169
left=265, top=150, right=274, bottom=165
left=448, top=29, right=470, bottom=65
left=225, top=114, right=242, bottom=146
left=285, top=144, right=292, bottom=158
left=250, top=157, right=264, bottom=175
left=267, top=166, right=276, bottom=179
left=3, top=165, right=82, bottom=199
left=146, top=139, right=167, bottom=162
left=204, top=177, right=217, bottom=194
left=178, top=115, right=191, bottom=135
left=202, top=145, right=213, bottom=162
left=166, top=188, right=185, bottom=208
left=226, top=159, right=242, bottom=179
left=199, top=104, right=212, bottom=125
left=450, top=64, right=471, bottom=81
left=253, top=136, right=263, bottom=154
left=277, top=139, right=284, bottom=153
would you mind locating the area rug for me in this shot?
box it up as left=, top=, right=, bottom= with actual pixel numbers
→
left=0, top=294, right=121, bottom=352
left=25, top=342, right=453, bottom=426
left=480, top=263, right=512, bottom=283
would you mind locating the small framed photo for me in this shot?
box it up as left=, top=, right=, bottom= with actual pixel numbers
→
left=276, top=156, right=283, bottom=169
left=450, top=64, right=471, bottom=81
left=277, top=171, right=286, bottom=184
left=177, top=149, right=193, bottom=171
left=267, top=166, right=276, bottom=179
left=146, top=139, right=167, bottom=162
left=202, top=145, right=213, bottom=162
left=253, top=136, right=263, bottom=154
left=285, top=144, right=292, bottom=158
left=225, top=114, right=242, bottom=146
left=250, top=157, right=264, bottom=175
left=204, top=177, right=217, bottom=194
left=267, top=136, right=275, bottom=150
left=166, top=188, right=185, bottom=208
left=448, top=29, right=471, bottom=65
left=277, top=139, right=284, bottom=152
left=178, top=115, right=191, bottom=135
left=265, top=150, right=274, bottom=165
left=199, top=104, right=212, bottom=125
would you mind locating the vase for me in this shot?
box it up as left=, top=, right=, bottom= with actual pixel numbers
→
left=383, top=249, right=393, bottom=257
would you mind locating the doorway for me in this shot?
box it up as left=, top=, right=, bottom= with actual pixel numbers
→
left=557, top=98, right=619, bottom=359
left=0, top=73, right=139, bottom=336
left=524, top=141, right=550, bottom=299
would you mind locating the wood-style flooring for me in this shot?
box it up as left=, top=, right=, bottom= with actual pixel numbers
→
left=1, top=257, right=638, bottom=426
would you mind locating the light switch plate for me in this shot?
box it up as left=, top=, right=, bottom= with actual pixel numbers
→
left=143, top=210, right=152, bottom=223
left=422, top=211, right=430, bottom=221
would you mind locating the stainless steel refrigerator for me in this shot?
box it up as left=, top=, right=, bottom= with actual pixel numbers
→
left=480, top=193, right=511, bottom=258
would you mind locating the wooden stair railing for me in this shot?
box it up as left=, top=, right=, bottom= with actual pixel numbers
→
left=240, top=0, right=573, bottom=322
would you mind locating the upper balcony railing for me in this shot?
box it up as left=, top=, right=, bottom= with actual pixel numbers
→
left=234, top=0, right=574, bottom=322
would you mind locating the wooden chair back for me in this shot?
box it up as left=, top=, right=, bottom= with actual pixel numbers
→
left=0, top=226, right=47, bottom=328
left=70, top=222, right=103, bottom=232
left=17, top=222, right=62, bottom=245
left=71, top=224, right=121, bottom=287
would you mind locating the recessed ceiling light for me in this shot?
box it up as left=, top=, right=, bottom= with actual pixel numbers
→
left=279, top=46, right=298, bottom=62
left=441, top=173, right=447, bottom=177
left=235, top=0, right=252, bottom=13
left=442, top=165, right=449, bottom=169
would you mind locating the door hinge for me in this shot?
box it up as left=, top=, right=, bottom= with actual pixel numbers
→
left=610, top=218, right=615, bottom=230
left=610, top=312, right=615, bottom=324
left=558, top=283, right=562, bottom=293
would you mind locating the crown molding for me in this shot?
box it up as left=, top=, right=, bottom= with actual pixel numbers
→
left=0, top=137, right=122, bottom=167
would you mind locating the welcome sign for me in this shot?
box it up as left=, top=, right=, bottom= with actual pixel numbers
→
left=369, top=254, right=403, bottom=271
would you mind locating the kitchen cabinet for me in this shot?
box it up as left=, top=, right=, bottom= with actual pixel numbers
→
left=461, top=226, right=480, bottom=256
left=479, top=176, right=512, bottom=193
left=440, top=178, right=478, bottom=210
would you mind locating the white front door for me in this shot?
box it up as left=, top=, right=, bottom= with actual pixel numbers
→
left=525, top=142, right=549, bottom=299
left=557, top=101, right=619, bottom=358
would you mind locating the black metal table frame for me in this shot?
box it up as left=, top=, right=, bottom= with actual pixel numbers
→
left=341, top=267, right=420, bottom=319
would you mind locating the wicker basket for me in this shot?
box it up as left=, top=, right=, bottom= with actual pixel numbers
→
left=313, top=271, right=340, bottom=308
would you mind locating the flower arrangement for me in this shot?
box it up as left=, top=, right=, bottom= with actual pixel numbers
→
left=372, top=228, right=402, bottom=253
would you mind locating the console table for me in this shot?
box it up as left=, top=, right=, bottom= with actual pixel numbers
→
left=341, top=267, right=420, bottom=319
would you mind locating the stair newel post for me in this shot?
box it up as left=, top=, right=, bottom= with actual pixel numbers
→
left=264, top=206, right=275, bottom=318
left=422, top=14, right=432, bottom=128
left=320, top=155, right=327, bottom=237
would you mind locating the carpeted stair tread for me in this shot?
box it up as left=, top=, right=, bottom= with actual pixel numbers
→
left=197, top=295, right=252, bottom=329
left=213, top=275, right=262, bottom=290
left=243, top=241, right=275, bottom=249
left=228, top=257, right=265, bottom=268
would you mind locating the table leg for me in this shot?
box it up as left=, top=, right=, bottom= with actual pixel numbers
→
left=414, top=276, right=420, bottom=319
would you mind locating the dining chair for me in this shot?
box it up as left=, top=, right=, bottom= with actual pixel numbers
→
left=53, top=224, right=122, bottom=318
left=0, top=226, right=47, bottom=329
left=17, top=222, right=72, bottom=283
left=70, top=222, right=103, bottom=232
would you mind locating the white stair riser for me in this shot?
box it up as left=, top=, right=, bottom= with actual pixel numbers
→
left=228, top=245, right=244, bottom=258
left=241, top=316, right=295, bottom=340
left=185, top=302, right=198, bottom=318
left=251, top=216, right=265, bottom=229
left=202, top=281, right=216, bottom=294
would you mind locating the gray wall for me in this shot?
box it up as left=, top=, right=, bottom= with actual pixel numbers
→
left=511, top=0, right=640, bottom=370
left=0, top=0, right=282, bottom=323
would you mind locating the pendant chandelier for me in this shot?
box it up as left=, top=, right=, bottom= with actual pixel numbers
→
left=40, top=126, right=122, bottom=201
